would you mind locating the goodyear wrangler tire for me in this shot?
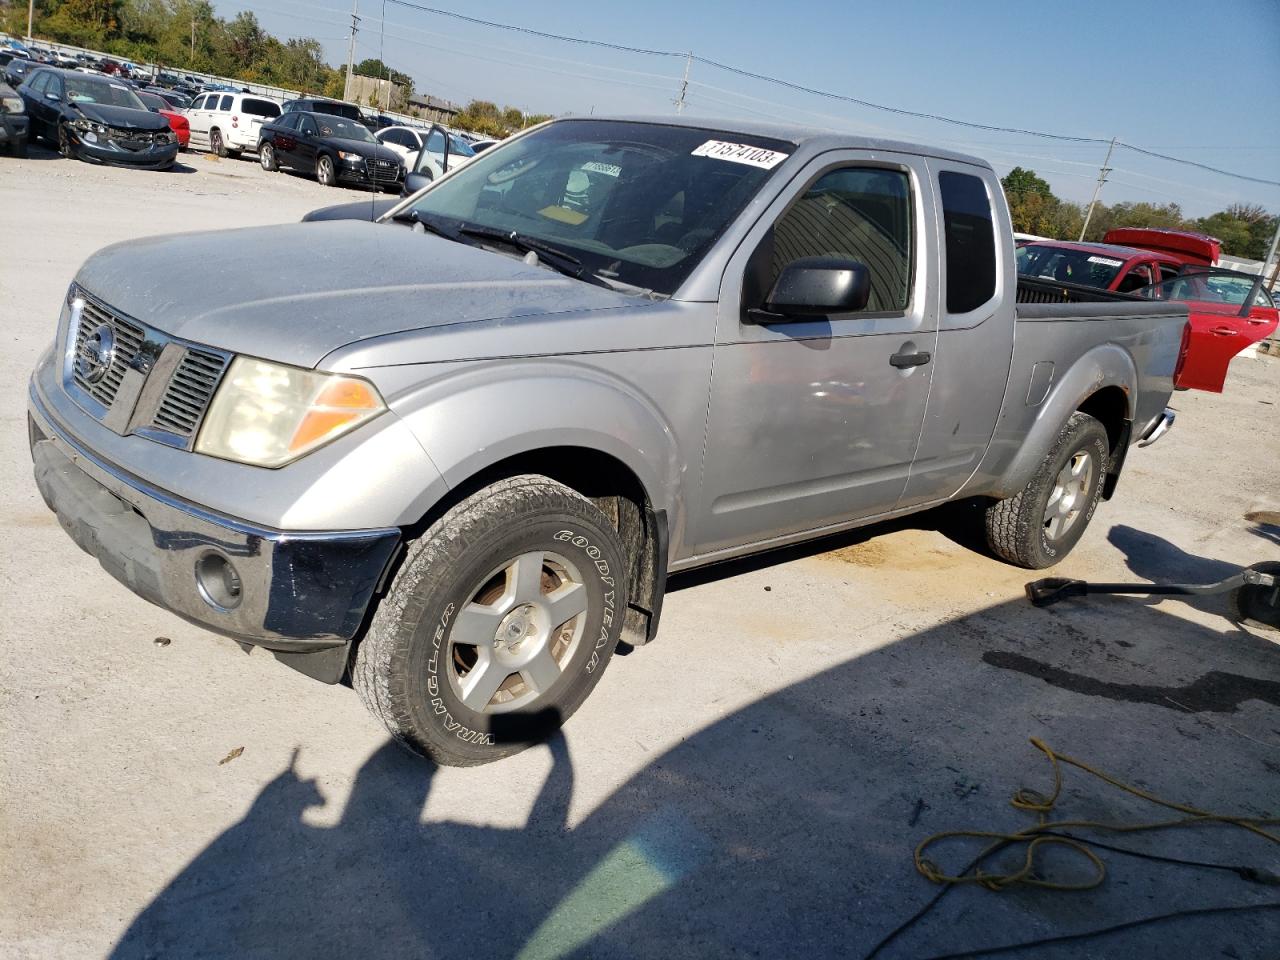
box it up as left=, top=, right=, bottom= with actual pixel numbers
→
left=353, top=475, right=630, bottom=766
left=984, top=412, right=1109, bottom=570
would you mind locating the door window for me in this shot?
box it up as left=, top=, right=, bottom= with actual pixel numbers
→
left=218, top=94, right=233, bottom=111
left=192, top=94, right=209, bottom=110
left=27, top=71, right=50, bottom=96
left=299, top=116, right=317, bottom=136
left=938, top=171, right=997, bottom=314
left=425, top=129, right=446, bottom=155
left=1116, top=263, right=1155, bottom=294
left=763, top=166, right=913, bottom=313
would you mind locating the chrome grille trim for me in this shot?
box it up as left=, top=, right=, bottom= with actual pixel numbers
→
left=151, top=348, right=229, bottom=438
left=61, top=285, right=233, bottom=450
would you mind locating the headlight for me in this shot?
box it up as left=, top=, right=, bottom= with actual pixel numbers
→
left=195, top=357, right=386, bottom=468
left=337, top=150, right=364, bottom=163
left=1, top=96, right=22, bottom=114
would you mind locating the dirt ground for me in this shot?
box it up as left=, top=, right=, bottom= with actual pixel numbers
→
left=2, top=144, right=1278, bottom=960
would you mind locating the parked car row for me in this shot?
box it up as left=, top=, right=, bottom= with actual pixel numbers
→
left=1015, top=227, right=1278, bottom=392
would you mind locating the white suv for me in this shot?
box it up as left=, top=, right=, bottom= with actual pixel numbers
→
left=186, top=91, right=283, bottom=157
left=375, top=124, right=476, bottom=180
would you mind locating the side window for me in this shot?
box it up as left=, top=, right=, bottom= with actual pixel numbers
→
left=242, top=98, right=279, bottom=118
left=218, top=94, right=233, bottom=111
left=1159, top=262, right=1182, bottom=282
left=425, top=129, right=446, bottom=155
left=28, top=72, right=50, bottom=96
left=1116, top=263, right=1155, bottom=294
left=938, top=171, right=997, bottom=314
left=192, top=94, right=208, bottom=110
left=766, top=166, right=913, bottom=313
left=299, top=116, right=316, bottom=136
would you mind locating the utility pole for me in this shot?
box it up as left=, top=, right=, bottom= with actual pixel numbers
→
left=345, top=0, right=360, bottom=102
left=26, top=0, right=34, bottom=41
left=1078, top=137, right=1116, bottom=241
left=1262, top=216, right=1280, bottom=294
left=674, top=52, right=692, bottom=114
left=189, top=15, right=196, bottom=64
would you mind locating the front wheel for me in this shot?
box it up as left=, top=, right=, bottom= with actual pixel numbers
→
left=259, top=142, right=276, bottom=171
left=985, top=412, right=1109, bottom=569
left=352, top=475, right=631, bottom=765
left=209, top=128, right=226, bottom=158
left=316, top=154, right=336, bottom=186
left=57, top=123, right=73, bottom=159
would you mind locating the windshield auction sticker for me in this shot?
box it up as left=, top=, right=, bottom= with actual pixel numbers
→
left=691, top=140, right=789, bottom=169
left=1087, top=256, right=1124, bottom=267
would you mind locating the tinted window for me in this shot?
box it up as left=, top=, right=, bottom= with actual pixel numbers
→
left=242, top=97, right=279, bottom=118
left=218, top=94, right=233, bottom=111
left=767, top=166, right=913, bottom=312
left=276, top=113, right=300, bottom=130
left=27, top=70, right=50, bottom=95
left=192, top=94, right=208, bottom=109
left=313, top=114, right=374, bottom=142
left=1017, top=244, right=1124, bottom=288
left=299, top=116, right=316, bottom=136
left=939, top=171, right=997, bottom=313
left=382, top=128, right=413, bottom=148
left=136, top=92, right=166, bottom=111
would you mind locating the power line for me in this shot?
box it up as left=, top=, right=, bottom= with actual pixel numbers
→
left=361, top=0, right=1280, bottom=189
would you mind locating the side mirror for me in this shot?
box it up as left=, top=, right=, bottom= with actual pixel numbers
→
left=45, top=91, right=59, bottom=100
left=756, top=257, right=871, bottom=321
left=402, top=170, right=433, bottom=196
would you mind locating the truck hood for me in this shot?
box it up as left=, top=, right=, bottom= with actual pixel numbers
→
left=73, top=220, right=631, bottom=368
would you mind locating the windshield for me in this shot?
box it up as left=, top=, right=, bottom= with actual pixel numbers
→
left=400, top=120, right=792, bottom=296
left=65, top=74, right=145, bottom=109
left=1133, top=269, right=1276, bottom=308
left=136, top=92, right=166, bottom=112
left=1015, top=243, right=1125, bottom=288
left=313, top=114, right=375, bottom=143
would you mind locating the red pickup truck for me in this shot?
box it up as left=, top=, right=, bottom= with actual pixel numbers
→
left=1016, top=228, right=1276, bottom=392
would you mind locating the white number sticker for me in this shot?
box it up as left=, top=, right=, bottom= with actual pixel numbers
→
left=1087, top=256, right=1124, bottom=267
left=691, top=140, right=789, bottom=169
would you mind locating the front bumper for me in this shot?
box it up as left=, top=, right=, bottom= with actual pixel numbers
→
left=70, top=134, right=179, bottom=169
left=28, top=389, right=401, bottom=669
left=0, top=113, right=28, bottom=142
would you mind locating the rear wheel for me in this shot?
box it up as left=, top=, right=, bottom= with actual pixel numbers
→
left=259, top=142, right=276, bottom=171
left=352, top=475, right=631, bottom=765
left=209, top=128, right=226, bottom=157
left=985, top=412, right=1109, bottom=569
left=316, top=154, right=336, bottom=187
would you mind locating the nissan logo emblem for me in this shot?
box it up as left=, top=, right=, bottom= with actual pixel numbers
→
left=77, top=322, right=117, bottom=385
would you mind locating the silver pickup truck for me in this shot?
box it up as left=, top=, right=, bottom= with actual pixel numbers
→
left=29, top=117, right=1184, bottom=765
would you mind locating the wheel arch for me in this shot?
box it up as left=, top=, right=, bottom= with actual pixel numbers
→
left=990, top=344, right=1137, bottom=500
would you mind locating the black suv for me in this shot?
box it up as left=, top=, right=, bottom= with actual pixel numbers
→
left=281, top=98, right=370, bottom=128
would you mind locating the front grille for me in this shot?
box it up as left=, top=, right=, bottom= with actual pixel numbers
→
left=369, top=157, right=400, bottom=182
left=151, top=348, right=228, bottom=438
left=72, top=296, right=145, bottom=408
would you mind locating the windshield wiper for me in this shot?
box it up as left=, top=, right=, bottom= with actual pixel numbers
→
left=390, top=209, right=471, bottom=244
left=453, top=226, right=620, bottom=289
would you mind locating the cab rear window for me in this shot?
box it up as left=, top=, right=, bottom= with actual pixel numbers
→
left=939, top=171, right=997, bottom=314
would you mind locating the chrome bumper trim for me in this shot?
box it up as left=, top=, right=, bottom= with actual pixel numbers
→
left=1137, top=407, right=1175, bottom=447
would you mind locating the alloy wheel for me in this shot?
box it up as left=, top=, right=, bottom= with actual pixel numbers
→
left=1043, top=451, right=1094, bottom=541
left=446, top=550, right=588, bottom=714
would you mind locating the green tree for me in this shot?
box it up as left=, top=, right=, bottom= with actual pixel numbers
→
left=1001, top=167, right=1064, bottom=236
left=1197, top=204, right=1277, bottom=261
left=354, top=57, right=412, bottom=92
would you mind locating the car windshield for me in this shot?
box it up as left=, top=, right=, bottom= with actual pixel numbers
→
left=399, top=120, right=793, bottom=296
left=1132, top=269, right=1276, bottom=308
left=314, top=114, right=375, bottom=142
left=64, top=73, right=145, bottom=109
left=136, top=92, right=166, bottom=111
left=1015, top=243, right=1125, bottom=288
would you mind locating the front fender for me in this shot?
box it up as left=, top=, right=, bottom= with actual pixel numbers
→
left=389, top=358, right=682, bottom=529
left=989, top=343, right=1137, bottom=499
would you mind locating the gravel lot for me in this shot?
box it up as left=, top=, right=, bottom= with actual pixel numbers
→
left=2, top=145, right=1278, bottom=960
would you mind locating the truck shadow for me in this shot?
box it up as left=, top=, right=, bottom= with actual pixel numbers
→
left=108, top=588, right=1280, bottom=959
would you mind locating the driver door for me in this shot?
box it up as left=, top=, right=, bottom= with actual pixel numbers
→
left=688, top=153, right=939, bottom=556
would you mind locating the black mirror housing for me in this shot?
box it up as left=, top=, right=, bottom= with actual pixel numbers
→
left=762, top=257, right=871, bottom=320
left=402, top=171, right=433, bottom=196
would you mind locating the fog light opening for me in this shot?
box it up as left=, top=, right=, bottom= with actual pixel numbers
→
left=195, top=552, right=243, bottom=611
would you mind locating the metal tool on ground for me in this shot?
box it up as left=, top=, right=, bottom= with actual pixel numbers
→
left=1025, top=561, right=1280, bottom=633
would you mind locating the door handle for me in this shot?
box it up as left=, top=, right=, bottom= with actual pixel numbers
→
left=889, top=351, right=932, bottom=368
left=1210, top=326, right=1238, bottom=337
